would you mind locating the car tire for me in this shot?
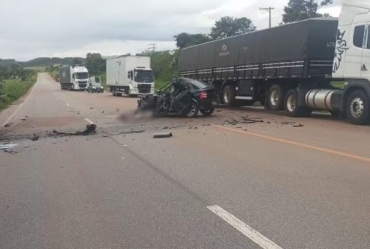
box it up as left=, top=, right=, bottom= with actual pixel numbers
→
left=200, top=108, right=214, bottom=116
left=186, top=102, right=199, bottom=118
left=346, top=90, right=370, bottom=125
left=268, top=84, right=285, bottom=111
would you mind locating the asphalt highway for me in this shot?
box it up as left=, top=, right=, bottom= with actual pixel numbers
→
left=1, top=73, right=370, bottom=249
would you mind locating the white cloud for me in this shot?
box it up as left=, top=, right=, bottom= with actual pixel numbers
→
left=0, top=0, right=341, bottom=60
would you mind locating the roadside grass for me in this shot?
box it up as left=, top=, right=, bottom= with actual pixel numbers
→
left=155, top=78, right=170, bottom=90
left=97, top=73, right=107, bottom=90
left=25, top=66, right=46, bottom=72
left=0, top=74, right=37, bottom=112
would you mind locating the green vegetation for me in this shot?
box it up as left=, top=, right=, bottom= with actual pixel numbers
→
left=174, top=16, right=256, bottom=49
left=283, top=0, right=333, bottom=23
left=0, top=71, right=37, bottom=112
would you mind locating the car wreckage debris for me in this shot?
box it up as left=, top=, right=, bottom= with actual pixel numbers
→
left=103, top=130, right=145, bottom=136
left=153, top=132, right=173, bottom=138
left=51, top=124, right=97, bottom=136
left=31, top=134, right=39, bottom=141
left=4, top=122, right=13, bottom=128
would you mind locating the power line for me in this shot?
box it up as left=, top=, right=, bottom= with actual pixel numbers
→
left=259, top=7, right=275, bottom=28
left=148, top=43, right=157, bottom=53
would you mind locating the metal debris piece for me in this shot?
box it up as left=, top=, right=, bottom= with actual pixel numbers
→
left=0, top=143, right=18, bottom=151
left=4, top=122, right=13, bottom=128
left=153, top=132, right=173, bottom=139
left=51, top=124, right=97, bottom=136
left=31, top=134, right=39, bottom=141
left=293, top=124, right=304, bottom=128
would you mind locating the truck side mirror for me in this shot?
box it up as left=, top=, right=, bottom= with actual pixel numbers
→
left=127, top=72, right=130, bottom=79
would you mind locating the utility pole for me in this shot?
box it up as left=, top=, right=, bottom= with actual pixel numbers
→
left=259, top=7, right=274, bottom=28
left=148, top=43, right=157, bottom=53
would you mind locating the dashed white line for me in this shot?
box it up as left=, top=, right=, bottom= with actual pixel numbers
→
left=207, top=205, right=283, bottom=249
left=84, top=118, right=94, bottom=124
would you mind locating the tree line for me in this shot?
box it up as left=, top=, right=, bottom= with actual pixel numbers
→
left=174, top=0, right=333, bottom=49
left=0, top=64, right=35, bottom=82
left=32, top=0, right=335, bottom=88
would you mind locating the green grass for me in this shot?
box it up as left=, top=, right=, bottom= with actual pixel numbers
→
left=0, top=74, right=37, bottom=112
left=24, top=66, right=47, bottom=72
left=155, top=78, right=171, bottom=90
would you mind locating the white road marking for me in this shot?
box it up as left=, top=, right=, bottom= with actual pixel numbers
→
left=1, top=80, right=38, bottom=127
left=65, top=103, right=70, bottom=107
left=207, top=205, right=283, bottom=249
left=84, top=118, right=94, bottom=124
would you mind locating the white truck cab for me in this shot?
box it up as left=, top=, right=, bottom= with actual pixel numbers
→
left=333, top=0, right=370, bottom=80
left=107, top=56, right=155, bottom=96
left=59, top=66, right=89, bottom=91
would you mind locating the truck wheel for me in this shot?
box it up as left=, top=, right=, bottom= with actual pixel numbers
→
left=346, top=90, right=370, bottom=125
left=222, top=85, right=239, bottom=107
left=284, top=89, right=311, bottom=117
left=70, top=84, right=74, bottom=91
left=268, top=84, right=285, bottom=111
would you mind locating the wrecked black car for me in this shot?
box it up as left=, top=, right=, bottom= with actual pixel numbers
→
left=137, top=77, right=220, bottom=117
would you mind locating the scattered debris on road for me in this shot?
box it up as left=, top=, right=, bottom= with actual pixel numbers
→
left=4, top=122, right=13, bottom=128
left=103, top=129, right=145, bottom=136
left=0, top=143, right=17, bottom=151
left=51, top=124, right=97, bottom=136
left=153, top=132, right=173, bottom=139
left=293, top=124, right=304, bottom=128
left=31, top=134, right=39, bottom=141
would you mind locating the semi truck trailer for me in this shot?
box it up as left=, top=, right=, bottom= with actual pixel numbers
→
left=179, top=0, right=370, bottom=125
left=59, top=66, right=89, bottom=91
left=106, top=56, right=155, bottom=96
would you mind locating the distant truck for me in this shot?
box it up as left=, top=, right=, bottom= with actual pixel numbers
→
left=179, top=0, right=370, bottom=125
left=87, top=76, right=104, bottom=93
left=59, top=66, right=89, bottom=91
left=106, top=56, right=155, bottom=96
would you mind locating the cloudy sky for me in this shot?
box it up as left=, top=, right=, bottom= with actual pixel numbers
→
left=0, top=0, right=341, bottom=61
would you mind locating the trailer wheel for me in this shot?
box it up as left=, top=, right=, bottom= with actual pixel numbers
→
left=284, top=89, right=311, bottom=117
left=222, top=85, right=239, bottom=107
left=346, top=90, right=370, bottom=125
left=268, top=84, right=285, bottom=111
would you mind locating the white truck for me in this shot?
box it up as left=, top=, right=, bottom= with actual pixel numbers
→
left=59, top=66, right=89, bottom=91
left=179, top=0, right=370, bottom=125
left=106, top=56, right=155, bottom=96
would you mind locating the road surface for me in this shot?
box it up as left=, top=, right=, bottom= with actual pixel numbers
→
left=1, top=73, right=370, bottom=249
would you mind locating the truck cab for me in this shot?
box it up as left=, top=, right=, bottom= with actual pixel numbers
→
left=71, top=66, right=89, bottom=90
left=107, top=56, right=155, bottom=97
left=127, top=68, right=155, bottom=95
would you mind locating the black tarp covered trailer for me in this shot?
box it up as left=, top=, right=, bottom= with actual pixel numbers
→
left=179, top=18, right=338, bottom=81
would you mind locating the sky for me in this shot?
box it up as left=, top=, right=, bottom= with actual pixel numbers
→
left=0, top=0, right=341, bottom=61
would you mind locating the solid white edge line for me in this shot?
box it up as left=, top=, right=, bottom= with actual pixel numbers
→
left=207, top=205, right=283, bottom=249
left=84, top=118, right=94, bottom=124
left=1, top=77, right=39, bottom=127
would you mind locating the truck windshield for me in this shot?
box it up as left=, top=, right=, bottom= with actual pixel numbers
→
left=76, top=73, right=88, bottom=79
left=134, top=70, right=154, bottom=83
